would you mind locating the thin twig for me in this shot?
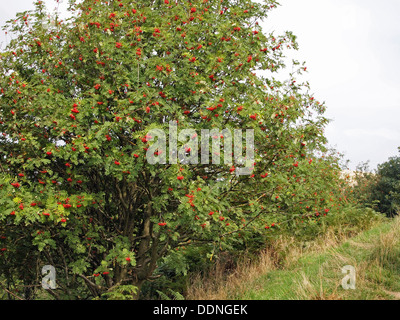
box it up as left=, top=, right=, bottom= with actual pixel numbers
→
left=0, top=284, right=25, bottom=300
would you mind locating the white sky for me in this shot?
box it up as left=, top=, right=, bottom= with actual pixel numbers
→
left=1, top=0, right=399, bottom=170
left=265, top=0, right=400, bottom=170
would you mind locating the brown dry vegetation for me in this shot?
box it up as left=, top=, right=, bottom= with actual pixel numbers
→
left=186, top=217, right=400, bottom=300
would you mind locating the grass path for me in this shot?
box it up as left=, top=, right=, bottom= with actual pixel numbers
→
left=232, top=218, right=400, bottom=300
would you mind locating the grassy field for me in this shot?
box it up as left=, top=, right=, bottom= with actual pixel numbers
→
left=187, top=217, right=400, bottom=300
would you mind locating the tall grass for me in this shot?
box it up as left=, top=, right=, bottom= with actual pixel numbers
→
left=186, top=207, right=388, bottom=300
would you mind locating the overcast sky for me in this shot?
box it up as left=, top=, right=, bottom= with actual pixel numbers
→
left=265, top=0, right=400, bottom=170
left=1, top=0, right=399, bottom=171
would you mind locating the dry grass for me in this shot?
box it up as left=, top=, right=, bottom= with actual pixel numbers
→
left=186, top=226, right=355, bottom=300
left=186, top=247, right=278, bottom=300
left=294, top=269, right=342, bottom=300
left=370, top=218, right=400, bottom=265
left=289, top=217, right=400, bottom=300
left=186, top=218, right=400, bottom=300
left=383, top=290, right=400, bottom=300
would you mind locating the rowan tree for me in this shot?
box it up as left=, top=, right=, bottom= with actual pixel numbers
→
left=0, top=0, right=343, bottom=299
